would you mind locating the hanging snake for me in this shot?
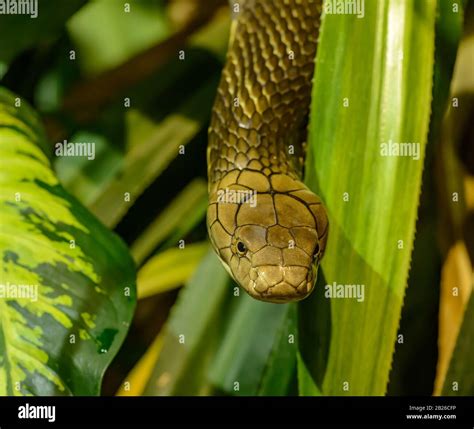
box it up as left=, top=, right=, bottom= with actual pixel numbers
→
left=207, top=0, right=328, bottom=303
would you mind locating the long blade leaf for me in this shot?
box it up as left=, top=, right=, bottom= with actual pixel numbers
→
left=300, top=0, right=437, bottom=395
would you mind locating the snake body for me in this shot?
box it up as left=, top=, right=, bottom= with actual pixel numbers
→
left=207, top=0, right=328, bottom=303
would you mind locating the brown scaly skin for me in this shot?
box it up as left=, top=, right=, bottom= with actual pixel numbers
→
left=207, top=0, right=328, bottom=303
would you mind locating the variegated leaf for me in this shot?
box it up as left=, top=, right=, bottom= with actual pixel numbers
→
left=0, top=88, right=136, bottom=395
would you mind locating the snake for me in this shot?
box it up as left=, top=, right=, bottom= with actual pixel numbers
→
left=207, top=0, right=328, bottom=303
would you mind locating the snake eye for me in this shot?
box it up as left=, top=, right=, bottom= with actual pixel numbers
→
left=236, top=241, right=247, bottom=255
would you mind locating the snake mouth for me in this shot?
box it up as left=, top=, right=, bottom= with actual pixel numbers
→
left=247, top=265, right=317, bottom=303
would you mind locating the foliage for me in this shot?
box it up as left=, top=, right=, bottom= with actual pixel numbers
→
left=300, top=0, right=437, bottom=395
left=0, top=89, right=136, bottom=395
left=0, top=0, right=471, bottom=397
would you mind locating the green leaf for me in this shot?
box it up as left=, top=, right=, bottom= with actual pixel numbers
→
left=387, top=221, right=441, bottom=395
left=137, top=242, right=209, bottom=299
left=299, top=0, right=437, bottom=395
left=162, top=194, right=208, bottom=249
left=131, top=178, right=208, bottom=265
left=55, top=131, right=123, bottom=207
left=209, top=297, right=290, bottom=395
left=296, top=352, right=321, bottom=396
left=88, top=78, right=219, bottom=228
left=297, top=274, right=331, bottom=395
left=388, top=0, right=465, bottom=395
left=0, top=88, right=136, bottom=395
left=257, top=304, right=297, bottom=396
left=67, top=0, right=170, bottom=76
left=143, top=251, right=231, bottom=395
left=143, top=250, right=298, bottom=396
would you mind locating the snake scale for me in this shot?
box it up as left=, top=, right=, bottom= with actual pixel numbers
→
left=207, top=0, right=328, bottom=303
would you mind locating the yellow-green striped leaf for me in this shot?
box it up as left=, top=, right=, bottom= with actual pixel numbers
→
left=0, top=88, right=136, bottom=396
left=300, top=0, right=438, bottom=395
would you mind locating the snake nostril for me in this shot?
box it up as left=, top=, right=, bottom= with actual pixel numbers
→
left=254, top=276, right=270, bottom=293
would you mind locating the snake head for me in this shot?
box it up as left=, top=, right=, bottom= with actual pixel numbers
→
left=207, top=171, right=328, bottom=303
